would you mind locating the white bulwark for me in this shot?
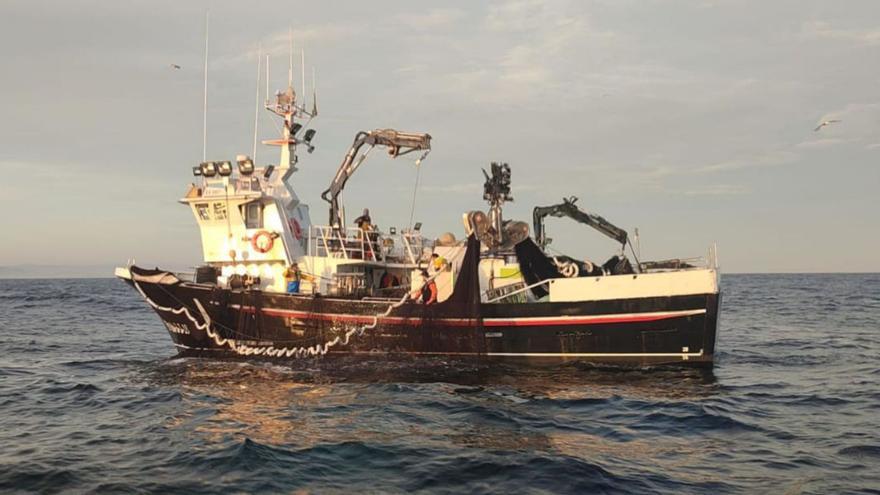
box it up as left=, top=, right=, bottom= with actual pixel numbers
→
left=548, top=268, right=719, bottom=302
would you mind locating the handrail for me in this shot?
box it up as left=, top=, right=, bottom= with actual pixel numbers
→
left=335, top=228, right=348, bottom=258
left=308, top=224, right=428, bottom=263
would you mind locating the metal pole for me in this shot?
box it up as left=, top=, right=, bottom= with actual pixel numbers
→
left=252, top=44, right=261, bottom=161
left=202, top=10, right=209, bottom=161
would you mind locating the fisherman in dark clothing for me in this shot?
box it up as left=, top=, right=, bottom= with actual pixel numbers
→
left=354, top=208, right=378, bottom=259
left=418, top=269, right=437, bottom=305
left=379, top=271, right=400, bottom=290
left=353, top=208, right=372, bottom=232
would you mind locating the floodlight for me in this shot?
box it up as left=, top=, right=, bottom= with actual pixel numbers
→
left=263, top=165, right=275, bottom=179
left=200, top=161, right=217, bottom=177
left=304, top=129, right=317, bottom=153
left=192, top=166, right=203, bottom=176
left=291, top=123, right=303, bottom=135
left=389, top=227, right=397, bottom=235
left=236, top=155, right=255, bottom=175
left=218, top=161, right=233, bottom=177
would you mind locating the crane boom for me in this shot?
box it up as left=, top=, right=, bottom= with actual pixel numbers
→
left=321, top=129, right=431, bottom=229
left=533, top=196, right=628, bottom=249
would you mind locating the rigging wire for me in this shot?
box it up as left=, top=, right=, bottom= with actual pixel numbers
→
left=407, top=163, right=421, bottom=232
left=407, top=151, right=429, bottom=232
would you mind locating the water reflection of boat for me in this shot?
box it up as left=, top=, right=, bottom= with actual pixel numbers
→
left=150, top=359, right=717, bottom=450
left=117, top=47, right=721, bottom=368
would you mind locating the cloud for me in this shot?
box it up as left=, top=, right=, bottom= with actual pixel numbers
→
left=421, top=183, right=480, bottom=195
left=395, top=8, right=465, bottom=29
left=415, top=1, right=624, bottom=106
left=795, top=137, right=849, bottom=149
left=485, top=0, right=550, bottom=33
left=801, top=21, right=880, bottom=46
left=217, top=22, right=366, bottom=67
left=683, top=184, right=749, bottom=196
left=697, top=149, right=799, bottom=173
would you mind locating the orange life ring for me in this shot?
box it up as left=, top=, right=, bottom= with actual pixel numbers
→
left=289, top=218, right=303, bottom=241
left=251, top=230, right=275, bottom=253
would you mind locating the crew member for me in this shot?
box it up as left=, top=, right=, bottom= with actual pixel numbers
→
left=353, top=208, right=372, bottom=232
left=283, top=263, right=301, bottom=294
left=430, top=253, right=447, bottom=273
left=354, top=208, right=379, bottom=260
left=379, top=270, right=400, bottom=290
left=418, top=269, right=437, bottom=305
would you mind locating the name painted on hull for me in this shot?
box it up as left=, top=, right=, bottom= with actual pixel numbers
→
left=163, top=321, right=191, bottom=335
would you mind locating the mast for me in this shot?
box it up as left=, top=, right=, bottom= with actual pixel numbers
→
left=262, top=28, right=318, bottom=176
left=263, top=30, right=300, bottom=177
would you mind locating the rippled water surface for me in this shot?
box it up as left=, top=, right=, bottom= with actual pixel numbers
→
left=1, top=274, right=878, bottom=494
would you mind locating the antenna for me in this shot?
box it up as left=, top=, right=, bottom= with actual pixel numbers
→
left=301, top=48, right=306, bottom=108
left=202, top=10, right=209, bottom=161
left=265, top=54, right=270, bottom=102
left=311, top=67, right=318, bottom=116
left=634, top=227, right=641, bottom=259
left=252, top=43, right=262, bottom=162
left=288, top=27, right=293, bottom=88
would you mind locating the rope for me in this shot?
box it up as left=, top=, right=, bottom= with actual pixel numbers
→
left=132, top=279, right=413, bottom=359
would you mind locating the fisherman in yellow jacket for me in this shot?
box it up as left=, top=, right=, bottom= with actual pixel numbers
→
left=430, top=253, right=447, bottom=273
left=284, top=263, right=301, bottom=294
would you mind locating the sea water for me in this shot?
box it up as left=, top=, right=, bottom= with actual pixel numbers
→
left=0, top=274, right=878, bottom=494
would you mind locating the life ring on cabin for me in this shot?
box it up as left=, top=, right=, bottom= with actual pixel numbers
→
left=251, top=230, right=275, bottom=253
left=288, top=218, right=303, bottom=241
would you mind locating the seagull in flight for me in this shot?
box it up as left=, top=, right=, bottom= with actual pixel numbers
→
left=814, top=119, right=841, bottom=132
left=170, top=64, right=182, bottom=70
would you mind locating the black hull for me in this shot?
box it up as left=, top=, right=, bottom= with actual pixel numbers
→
left=126, top=274, right=720, bottom=368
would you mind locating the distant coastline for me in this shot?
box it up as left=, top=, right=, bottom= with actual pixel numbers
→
left=0, top=264, right=195, bottom=280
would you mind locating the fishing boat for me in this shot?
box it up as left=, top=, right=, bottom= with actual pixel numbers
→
left=116, top=52, right=721, bottom=368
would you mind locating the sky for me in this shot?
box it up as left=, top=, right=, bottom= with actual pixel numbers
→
left=0, top=0, right=878, bottom=276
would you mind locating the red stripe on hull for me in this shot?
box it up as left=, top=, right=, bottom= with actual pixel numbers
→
left=234, top=305, right=705, bottom=327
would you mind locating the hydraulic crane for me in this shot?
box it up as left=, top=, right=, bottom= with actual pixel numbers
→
left=320, top=129, right=431, bottom=229
left=533, top=196, right=629, bottom=250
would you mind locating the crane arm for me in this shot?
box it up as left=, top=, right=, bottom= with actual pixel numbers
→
left=533, top=196, right=628, bottom=248
left=320, top=129, right=431, bottom=229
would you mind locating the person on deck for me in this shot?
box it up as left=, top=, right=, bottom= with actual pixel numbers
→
left=430, top=253, right=447, bottom=274
left=379, top=271, right=400, bottom=290
left=283, top=263, right=301, bottom=294
left=354, top=208, right=379, bottom=260
left=418, top=269, right=437, bottom=305
left=353, top=208, right=372, bottom=232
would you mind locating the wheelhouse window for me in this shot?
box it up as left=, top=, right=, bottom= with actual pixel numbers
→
left=244, top=202, right=263, bottom=229
left=195, top=203, right=210, bottom=221
left=213, top=202, right=227, bottom=221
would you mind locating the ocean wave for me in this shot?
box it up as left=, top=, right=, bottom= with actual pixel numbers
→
left=1, top=275, right=879, bottom=494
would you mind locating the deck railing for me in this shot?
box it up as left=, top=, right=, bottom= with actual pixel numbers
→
left=307, top=225, right=427, bottom=265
